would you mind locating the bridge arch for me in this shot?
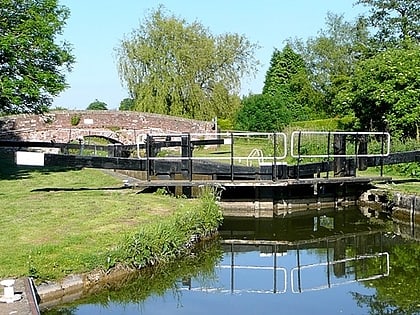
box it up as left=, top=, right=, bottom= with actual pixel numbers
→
left=80, top=134, right=123, bottom=145
left=0, top=110, right=213, bottom=144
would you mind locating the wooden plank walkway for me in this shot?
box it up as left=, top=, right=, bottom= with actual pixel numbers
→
left=125, top=176, right=391, bottom=187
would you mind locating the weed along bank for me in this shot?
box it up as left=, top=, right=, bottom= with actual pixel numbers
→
left=0, top=151, right=223, bottom=313
left=35, top=188, right=223, bottom=308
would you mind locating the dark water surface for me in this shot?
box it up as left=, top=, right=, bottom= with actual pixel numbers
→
left=43, top=207, right=420, bottom=315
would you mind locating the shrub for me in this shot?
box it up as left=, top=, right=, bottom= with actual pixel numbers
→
left=70, top=115, right=81, bottom=126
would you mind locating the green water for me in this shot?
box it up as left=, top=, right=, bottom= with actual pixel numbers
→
left=42, top=207, right=420, bottom=315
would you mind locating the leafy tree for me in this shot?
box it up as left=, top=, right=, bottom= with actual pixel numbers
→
left=355, top=0, right=420, bottom=47
left=87, top=99, right=108, bottom=110
left=262, top=45, right=306, bottom=96
left=119, top=98, right=134, bottom=111
left=0, top=0, right=74, bottom=115
left=263, top=45, right=324, bottom=120
left=116, top=6, right=259, bottom=120
left=334, top=42, right=420, bottom=138
left=235, top=93, right=292, bottom=132
left=286, top=13, right=371, bottom=115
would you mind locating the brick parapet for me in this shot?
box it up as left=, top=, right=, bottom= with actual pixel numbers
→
left=0, top=111, right=213, bottom=144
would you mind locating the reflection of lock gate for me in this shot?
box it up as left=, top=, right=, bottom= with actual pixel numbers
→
left=178, top=241, right=389, bottom=295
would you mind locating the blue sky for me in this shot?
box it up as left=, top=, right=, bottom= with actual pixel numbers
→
left=53, top=0, right=366, bottom=110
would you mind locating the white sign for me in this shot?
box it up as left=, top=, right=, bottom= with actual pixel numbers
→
left=16, top=151, right=45, bottom=166
left=84, top=118, right=94, bottom=125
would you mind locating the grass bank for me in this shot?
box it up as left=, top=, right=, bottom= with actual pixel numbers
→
left=0, top=151, right=222, bottom=281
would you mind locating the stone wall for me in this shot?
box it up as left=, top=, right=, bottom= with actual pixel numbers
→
left=359, top=189, right=419, bottom=240
left=0, top=111, right=213, bottom=144
left=359, top=189, right=420, bottom=222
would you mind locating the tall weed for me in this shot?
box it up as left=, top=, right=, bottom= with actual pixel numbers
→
left=120, top=188, right=223, bottom=269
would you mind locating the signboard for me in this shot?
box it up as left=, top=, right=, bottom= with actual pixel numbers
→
left=16, top=151, right=45, bottom=166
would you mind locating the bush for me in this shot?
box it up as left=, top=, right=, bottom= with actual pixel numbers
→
left=235, top=93, right=292, bottom=132
left=70, top=115, right=81, bottom=126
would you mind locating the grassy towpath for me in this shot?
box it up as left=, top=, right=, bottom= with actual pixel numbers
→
left=0, top=151, right=202, bottom=281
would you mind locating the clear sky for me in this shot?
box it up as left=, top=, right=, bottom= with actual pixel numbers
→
left=53, top=0, right=366, bottom=110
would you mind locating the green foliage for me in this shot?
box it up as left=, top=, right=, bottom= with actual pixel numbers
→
left=1, top=150, right=220, bottom=280
left=263, top=45, right=306, bottom=96
left=355, top=0, right=420, bottom=47
left=54, top=240, right=223, bottom=308
left=235, top=93, right=292, bottom=132
left=70, top=114, right=81, bottom=126
left=217, top=118, right=234, bottom=131
left=286, top=13, right=370, bottom=115
left=121, top=188, right=223, bottom=269
left=0, top=0, right=74, bottom=115
left=87, top=99, right=108, bottom=110
left=119, top=98, right=134, bottom=111
left=288, top=116, right=357, bottom=131
left=355, top=242, right=420, bottom=314
left=262, top=45, right=323, bottom=120
left=116, top=6, right=259, bottom=120
left=382, top=162, right=420, bottom=178
left=334, top=42, right=420, bottom=138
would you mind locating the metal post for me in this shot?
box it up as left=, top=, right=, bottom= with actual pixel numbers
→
left=297, top=131, right=301, bottom=180
left=146, top=134, right=150, bottom=182
left=326, top=239, right=331, bottom=288
left=273, top=244, right=277, bottom=293
left=326, top=132, right=331, bottom=179
left=273, top=133, right=277, bottom=181
left=230, top=132, right=234, bottom=182
left=380, top=132, right=385, bottom=176
left=354, top=132, right=359, bottom=176
left=296, top=246, right=302, bottom=293
left=230, top=243, right=234, bottom=293
left=188, top=133, right=192, bottom=181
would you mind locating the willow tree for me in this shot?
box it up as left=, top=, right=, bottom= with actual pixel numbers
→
left=116, top=7, right=259, bottom=120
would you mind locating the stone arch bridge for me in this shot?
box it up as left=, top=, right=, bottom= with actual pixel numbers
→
left=0, top=110, right=213, bottom=144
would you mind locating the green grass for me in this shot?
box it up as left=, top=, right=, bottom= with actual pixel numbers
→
left=359, top=168, right=419, bottom=195
left=0, top=151, right=205, bottom=281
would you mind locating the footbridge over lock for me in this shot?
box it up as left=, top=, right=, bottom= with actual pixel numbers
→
left=4, top=128, right=418, bottom=217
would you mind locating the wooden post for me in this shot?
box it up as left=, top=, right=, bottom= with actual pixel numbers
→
left=181, top=134, right=192, bottom=197
left=357, top=134, right=368, bottom=171
left=333, top=134, right=346, bottom=177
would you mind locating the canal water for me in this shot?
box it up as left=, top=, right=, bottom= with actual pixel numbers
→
left=43, top=207, right=420, bottom=315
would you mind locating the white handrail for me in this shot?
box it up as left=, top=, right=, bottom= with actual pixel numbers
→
left=290, top=131, right=391, bottom=158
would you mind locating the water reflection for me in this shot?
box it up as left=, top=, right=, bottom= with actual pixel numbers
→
left=211, top=237, right=389, bottom=295
left=42, top=207, right=420, bottom=315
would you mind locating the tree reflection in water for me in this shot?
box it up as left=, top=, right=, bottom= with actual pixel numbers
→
left=42, top=207, right=420, bottom=315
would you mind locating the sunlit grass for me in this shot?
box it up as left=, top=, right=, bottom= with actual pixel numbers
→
left=0, top=152, right=201, bottom=280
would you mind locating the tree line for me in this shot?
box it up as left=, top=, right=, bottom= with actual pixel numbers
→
left=1, top=0, right=418, bottom=139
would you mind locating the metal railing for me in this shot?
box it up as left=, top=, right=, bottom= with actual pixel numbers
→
left=131, top=131, right=394, bottom=181
left=136, top=132, right=288, bottom=162
left=291, top=252, right=390, bottom=293
left=290, top=131, right=391, bottom=158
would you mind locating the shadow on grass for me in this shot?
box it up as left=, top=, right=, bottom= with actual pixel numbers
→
left=0, top=150, right=81, bottom=180
left=31, top=186, right=131, bottom=192
left=391, top=178, right=420, bottom=184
